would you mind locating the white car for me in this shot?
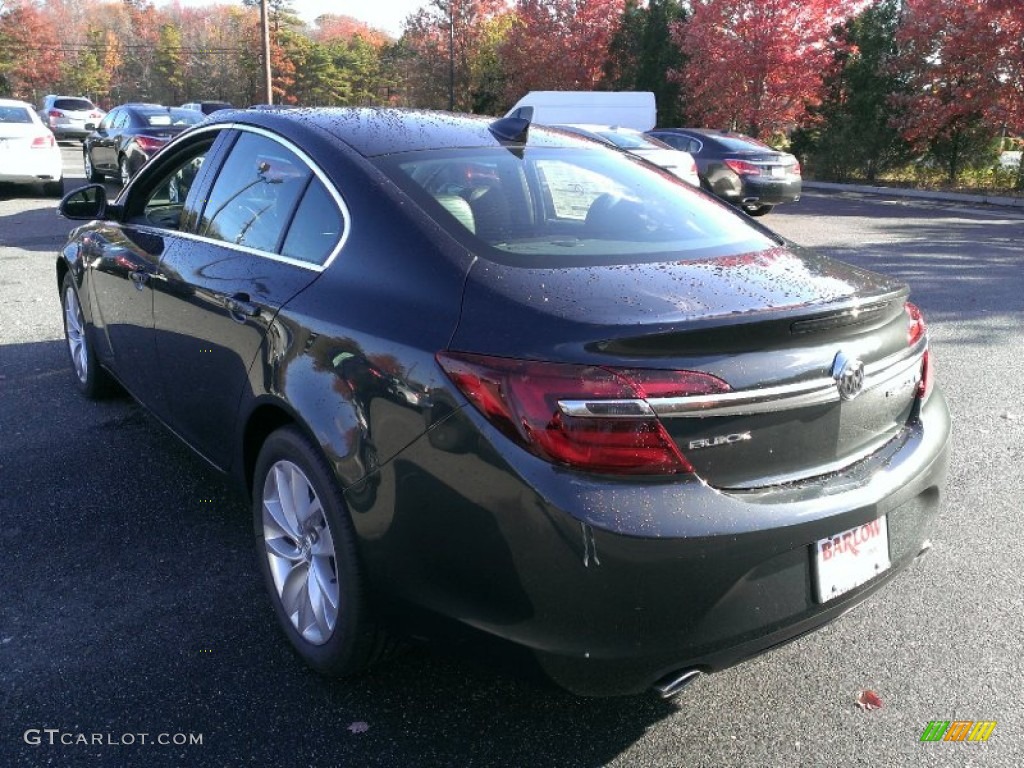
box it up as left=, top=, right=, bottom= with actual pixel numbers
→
left=551, top=123, right=701, bottom=187
left=0, top=98, right=64, bottom=197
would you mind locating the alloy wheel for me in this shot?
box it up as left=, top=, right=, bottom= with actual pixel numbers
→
left=63, top=283, right=89, bottom=384
left=261, top=460, right=339, bottom=645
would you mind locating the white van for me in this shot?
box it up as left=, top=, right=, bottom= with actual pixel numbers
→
left=505, top=91, right=656, bottom=132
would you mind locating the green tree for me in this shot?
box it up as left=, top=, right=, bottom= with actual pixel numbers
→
left=153, top=24, right=186, bottom=104
left=603, top=0, right=688, bottom=127
left=808, top=0, right=911, bottom=182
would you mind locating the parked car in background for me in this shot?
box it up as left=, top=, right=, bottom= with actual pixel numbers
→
left=56, top=108, right=949, bottom=699
left=0, top=98, right=64, bottom=197
left=181, top=101, right=233, bottom=115
left=83, top=103, right=205, bottom=185
left=38, top=95, right=105, bottom=142
left=646, top=127, right=801, bottom=216
left=551, top=124, right=700, bottom=186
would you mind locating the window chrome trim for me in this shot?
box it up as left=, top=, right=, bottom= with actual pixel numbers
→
left=558, top=338, right=927, bottom=420
left=142, top=122, right=350, bottom=272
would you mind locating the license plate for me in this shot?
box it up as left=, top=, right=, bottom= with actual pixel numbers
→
left=771, top=166, right=785, bottom=177
left=813, top=517, right=890, bottom=602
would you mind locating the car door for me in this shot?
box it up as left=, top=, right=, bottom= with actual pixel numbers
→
left=151, top=128, right=345, bottom=469
left=86, top=130, right=225, bottom=414
left=91, top=109, right=124, bottom=173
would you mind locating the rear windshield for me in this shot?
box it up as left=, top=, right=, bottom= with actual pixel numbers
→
left=0, top=106, right=33, bottom=123
left=137, top=109, right=205, bottom=127
left=53, top=98, right=95, bottom=111
left=377, top=147, right=775, bottom=263
left=595, top=130, right=666, bottom=150
left=713, top=134, right=776, bottom=152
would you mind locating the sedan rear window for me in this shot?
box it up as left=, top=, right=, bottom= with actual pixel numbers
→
left=0, top=107, right=33, bottom=123
left=380, top=147, right=774, bottom=262
left=53, top=98, right=95, bottom=111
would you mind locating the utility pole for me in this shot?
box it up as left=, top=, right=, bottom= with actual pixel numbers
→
left=261, top=0, right=273, bottom=104
left=448, top=5, right=455, bottom=110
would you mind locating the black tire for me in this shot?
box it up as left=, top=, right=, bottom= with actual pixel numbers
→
left=742, top=204, right=774, bottom=217
left=43, top=178, right=64, bottom=198
left=253, top=426, right=393, bottom=676
left=84, top=150, right=103, bottom=183
left=60, top=272, right=114, bottom=398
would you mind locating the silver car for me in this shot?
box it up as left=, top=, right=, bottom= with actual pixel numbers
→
left=38, top=95, right=105, bottom=141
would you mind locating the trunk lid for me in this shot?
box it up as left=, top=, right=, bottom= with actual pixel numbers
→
left=451, top=245, right=921, bottom=489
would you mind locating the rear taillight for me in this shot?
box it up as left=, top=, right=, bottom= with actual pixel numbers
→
left=89, top=111, right=103, bottom=119
left=905, top=302, right=932, bottom=401
left=792, top=160, right=802, bottom=177
left=135, top=135, right=166, bottom=153
left=437, top=351, right=730, bottom=475
left=723, top=159, right=761, bottom=176
left=31, top=134, right=54, bottom=148
left=47, top=109, right=63, bottom=118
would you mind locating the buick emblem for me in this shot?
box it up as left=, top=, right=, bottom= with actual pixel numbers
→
left=832, top=352, right=865, bottom=401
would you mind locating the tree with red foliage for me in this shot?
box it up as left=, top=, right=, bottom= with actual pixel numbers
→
left=891, top=0, right=1022, bottom=182
left=672, top=0, right=864, bottom=139
left=500, top=0, right=626, bottom=104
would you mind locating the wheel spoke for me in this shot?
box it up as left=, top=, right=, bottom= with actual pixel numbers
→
left=267, top=464, right=301, bottom=538
left=279, top=560, right=309, bottom=620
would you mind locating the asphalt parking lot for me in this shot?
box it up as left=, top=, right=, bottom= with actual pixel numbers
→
left=1, top=145, right=1021, bottom=767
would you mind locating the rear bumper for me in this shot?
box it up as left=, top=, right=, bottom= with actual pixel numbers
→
left=356, top=387, right=950, bottom=696
left=0, top=151, right=63, bottom=184
left=739, top=176, right=802, bottom=206
left=713, top=174, right=802, bottom=206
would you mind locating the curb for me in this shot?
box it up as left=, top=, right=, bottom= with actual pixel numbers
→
left=803, top=180, right=1024, bottom=209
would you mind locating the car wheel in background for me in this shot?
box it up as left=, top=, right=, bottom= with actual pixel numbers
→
left=253, top=426, right=395, bottom=676
left=84, top=151, right=103, bottom=183
left=60, top=272, right=113, bottom=398
left=742, top=204, right=774, bottom=217
left=119, top=155, right=132, bottom=187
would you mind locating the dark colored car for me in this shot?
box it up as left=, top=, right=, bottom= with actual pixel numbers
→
left=181, top=101, right=234, bottom=115
left=56, top=108, right=950, bottom=698
left=646, top=127, right=802, bottom=216
left=83, top=103, right=205, bottom=186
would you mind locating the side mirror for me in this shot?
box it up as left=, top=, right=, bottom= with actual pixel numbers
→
left=59, top=184, right=109, bottom=221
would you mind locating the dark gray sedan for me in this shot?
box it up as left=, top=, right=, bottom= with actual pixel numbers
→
left=56, top=107, right=950, bottom=698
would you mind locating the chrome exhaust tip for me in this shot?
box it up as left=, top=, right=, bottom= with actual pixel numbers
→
left=652, top=669, right=701, bottom=699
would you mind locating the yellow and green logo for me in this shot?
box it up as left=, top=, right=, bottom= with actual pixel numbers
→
left=920, top=721, right=996, bottom=742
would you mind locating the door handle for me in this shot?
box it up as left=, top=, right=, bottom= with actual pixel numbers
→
left=226, top=293, right=260, bottom=322
left=129, top=269, right=149, bottom=290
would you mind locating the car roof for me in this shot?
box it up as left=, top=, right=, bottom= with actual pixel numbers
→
left=0, top=98, right=33, bottom=109
left=207, top=107, right=596, bottom=157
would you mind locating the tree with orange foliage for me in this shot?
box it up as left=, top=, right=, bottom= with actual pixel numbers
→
left=401, top=0, right=512, bottom=112
left=0, top=2, right=63, bottom=101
